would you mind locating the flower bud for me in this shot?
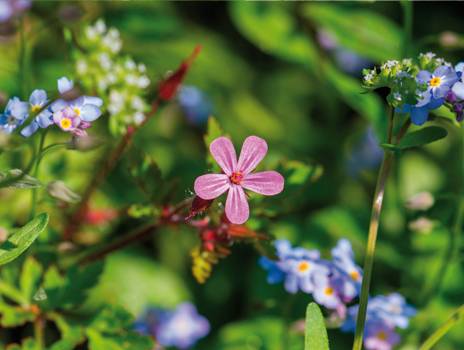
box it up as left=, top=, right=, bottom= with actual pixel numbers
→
left=47, top=181, right=81, bottom=203
left=408, top=217, right=434, bottom=234
left=405, top=192, right=434, bottom=211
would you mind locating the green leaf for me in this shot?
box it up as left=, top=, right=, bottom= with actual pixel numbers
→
left=230, top=2, right=318, bottom=68
left=0, top=213, right=48, bottom=266
left=88, top=306, right=133, bottom=334
left=127, top=150, right=164, bottom=204
left=87, top=329, right=154, bottom=350
left=215, top=317, right=301, bottom=350
left=303, top=3, right=402, bottom=61
left=43, top=262, right=104, bottom=310
left=20, top=257, right=43, bottom=302
left=305, top=302, right=329, bottom=350
left=204, top=116, right=224, bottom=172
left=398, top=126, right=448, bottom=149
left=323, top=63, right=388, bottom=141
left=0, top=169, right=42, bottom=189
left=87, top=307, right=154, bottom=350
left=0, top=302, right=35, bottom=327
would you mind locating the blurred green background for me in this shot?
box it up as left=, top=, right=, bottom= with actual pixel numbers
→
left=0, top=1, right=463, bottom=349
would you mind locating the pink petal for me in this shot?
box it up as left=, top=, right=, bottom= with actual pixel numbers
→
left=237, top=136, right=268, bottom=175
left=241, top=171, right=284, bottom=195
left=225, top=185, right=249, bottom=224
left=209, top=137, right=237, bottom=176
left=194, top=174, right=230, bottom=200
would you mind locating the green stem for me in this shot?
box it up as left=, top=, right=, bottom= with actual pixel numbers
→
left=352, top=151, right=394, bottom=350
left=352, top=109, right=396, bottom=350
left=30, top=130, right=48, bottom=219
left=34, top=316, right=45, bottom=350
left=419, top=304, right=464, bottom=350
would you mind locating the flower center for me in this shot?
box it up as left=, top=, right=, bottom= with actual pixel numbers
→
left=73, top=107, right=81, bottom=116
left=230, top=171, right=243, bottom=185
left=324, top=287, right=334, bottom=296
left=60, top=118, right=72, bottom=130
left=377, top=331, right=387, bottom=341
left=31, top=105, right=42, bottom=113
left=298, top=261, right=310, bottom=273
left=350, top=271, right=360, bottom=281
left=429, top=76, right=442, bottom=87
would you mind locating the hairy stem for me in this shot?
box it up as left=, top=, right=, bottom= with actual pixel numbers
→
left=30, top=130, right=48, bottom=219
left=419, top=304, right=464, bottom=350
left=76, top=221, right=158, bottom=266
left=352, top=151, right=394, bottom=350
left=64, top=100, right=160, bottom=240
left=352, top=109, right=396, bottom=350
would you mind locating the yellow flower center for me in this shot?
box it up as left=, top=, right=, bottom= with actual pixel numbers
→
left=324, top=287, right=334, bottom=295
left=60, top=118, right=72, bottom=130
left=350, top=271, right=360, bottom=281
left=73, top=107, right=81, bottom=116
left=31, top=105, right=41, bottom=113
left=298, top=261, right=310, bottom=272
left=429, top=76, right=442, bottom=87
left=377, top=331, right=387, bottom=341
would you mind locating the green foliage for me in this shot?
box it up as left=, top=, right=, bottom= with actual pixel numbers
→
left=305, top=303, right=329, bottom=350
left=398, top=126, right=448, bottom=149
left=0, top=213, right=48, bottom=266
left=303, top=3, right=402, bottom=61
left=230, top=2, right=318, bottom=68
left=214, top=317, right=302, bottom=350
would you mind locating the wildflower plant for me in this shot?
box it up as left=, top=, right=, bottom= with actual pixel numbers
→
left=1, top=3, right=464, bottom=350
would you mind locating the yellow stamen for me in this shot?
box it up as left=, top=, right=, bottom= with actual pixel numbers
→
left=60, top=118, right=72, bottom=130
left=429, top=76, right=442, bottom=87
left=31, top=105, right=41, bottom=113
left=324, top=287, right=334, bottom=295
left=377, top=331, right=387, bottom=341
left=298, top=261, right=310, bottom=273
left=73, top=107, right=81, bottom=116
left=350, top=271, right=360, bottom=281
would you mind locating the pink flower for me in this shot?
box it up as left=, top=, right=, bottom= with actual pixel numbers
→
left=194, top=136, right=284, bottom=224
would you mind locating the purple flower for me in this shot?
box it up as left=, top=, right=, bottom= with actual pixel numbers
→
left=364, top=320, right=400, bottom=350
left=397, top=96, right=444, bottom=126
left=0, top=97, right=28, bottom=133
left=178, top=85, right=213, bottom=125
left=135, top=303, right=210, bottom=349
left=342, top=293, right=416, bottom=346
left=194, top=136, right=284, bottom=224
left=0, top=0, right=30, bottom=23
left=398, top=65, right=458, bottom=125
left=21, top=77, right=103, bottom=137
left=346, top=127, right=383, bottom=178
left=331, top=239, right=363, bottom=299
left=417, top=65, right=458, bottom=101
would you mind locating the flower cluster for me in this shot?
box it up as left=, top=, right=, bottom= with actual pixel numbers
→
left=134, top=303, right=210, bottom=349
left=342, top=294, right=416, bottom=350
left=0, top=77, right=102, bottom=137
left=362, top=52, right=464, bottom=125
left=260, top=239, right=362, bottom=314
left=75, top=20, right=151, bottom=135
